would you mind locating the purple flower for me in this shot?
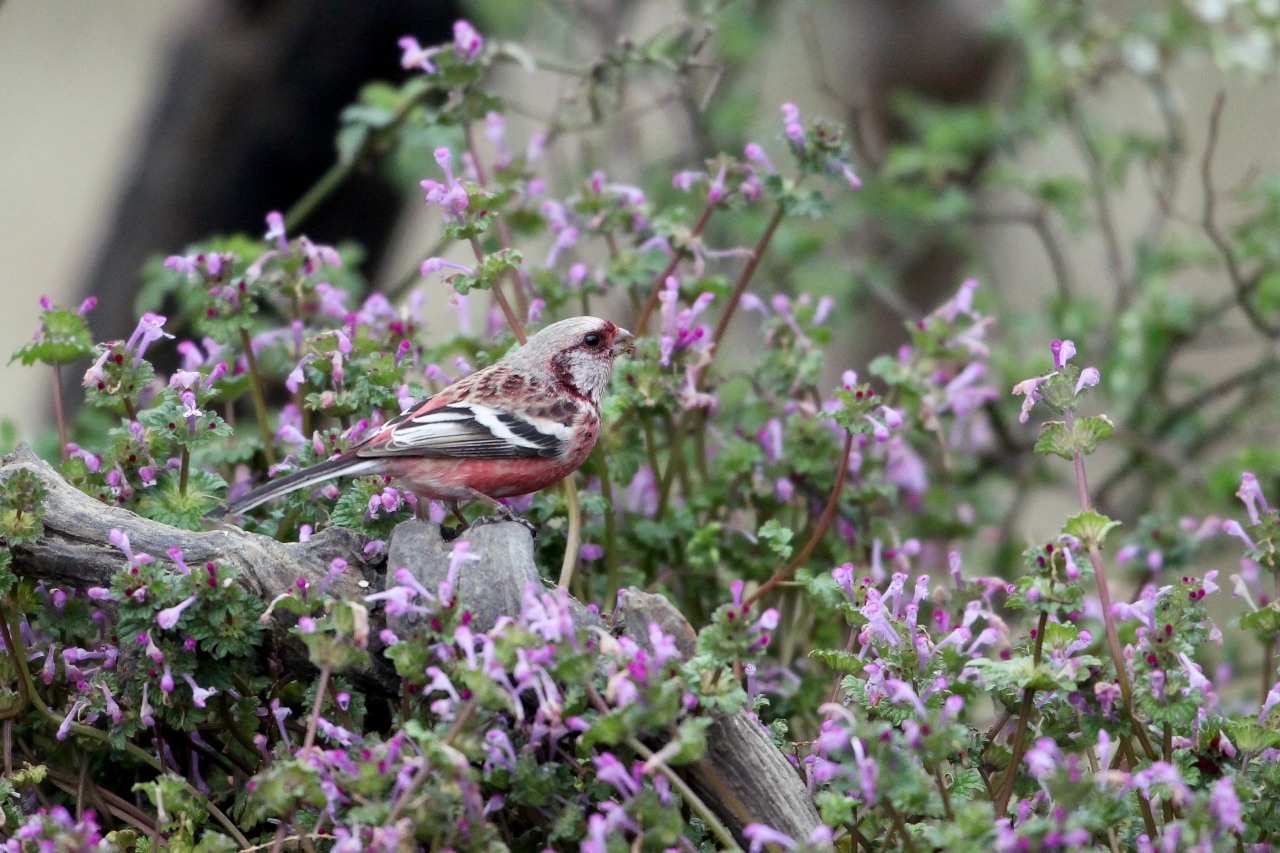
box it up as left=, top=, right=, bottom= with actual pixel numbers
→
left=781, top=102, right=804, bottom=142
left=1129, top=761, right=1192, bottom=808
left=1051, top=338, right=1075, bottom=369
left=139, top=682, right=155, bottom=727
left=100, top=683, right=121, bottom=723
left=1011, top=374, right=1052, bottom=424
left=1237, top=471, right=1270, bottom=525
left=1222, top=518, right=1256, bottom=550
left=1074, top=366, right=1101, bottom=394
left=399, top=35, right=440, bottom=72
left=625, top=467, right=658, bottom=516
left=264, top=210, right=288, bottom=250
left=483, top=728, right=517, bottom=772
left=142, top=631, right=164, bottom=664
left=124, top=313, right=174, bottom=367
left=157, top=595, right=197, bottom=631
left=1211, top=776, right=1244, bottom=833
left=420, top=256, right=475, bottom=278
left=452, top=19, right=484, bottom=60
left=744, top=142, right=775, bottom=173
left=1259, top=679, right=1280, bottom=724
left=56, top=699, right=86, bottom=740
left=743, top=824, right=797, bottom=853
left=181, top=673, right=217, bottom=708
left=165, top=254, right=200, bottom=276
left=65, top=443, right=101, bottom=472
left=1024, top=737, right=1063, bottom=782
left=593, top=753, right=641, bottom=798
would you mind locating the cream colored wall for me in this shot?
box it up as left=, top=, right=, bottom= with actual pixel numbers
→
left=0, top=1, right=198, bottom=437
left=2, top=1, right=1278, bottom=466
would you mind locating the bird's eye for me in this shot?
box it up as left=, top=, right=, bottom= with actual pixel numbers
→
left=583, top=333, right=602, bottom=348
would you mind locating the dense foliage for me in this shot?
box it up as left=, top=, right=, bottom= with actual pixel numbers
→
left=5, top=2, right=1280, bottom=850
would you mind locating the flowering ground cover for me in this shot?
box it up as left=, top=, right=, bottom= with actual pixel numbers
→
left=5, top=4, right=1280, bottom=850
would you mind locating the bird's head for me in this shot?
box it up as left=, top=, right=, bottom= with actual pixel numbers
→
left=520, top=316, right=634, bottom=404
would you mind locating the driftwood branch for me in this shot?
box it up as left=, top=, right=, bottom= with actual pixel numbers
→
left=391, top=520, right=821, bottom=844
left=5, top=445, right=820, bottom=843
left=2, top=442, right=397, bottom=694
left=3, top=443, right=376, bottom=599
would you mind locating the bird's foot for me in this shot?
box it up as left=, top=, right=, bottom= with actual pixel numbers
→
left=472, top=512, right=538, bottom=538
left=439, top=521, right=469, bottom=541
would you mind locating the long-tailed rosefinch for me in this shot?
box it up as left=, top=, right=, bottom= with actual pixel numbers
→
left=211, top=316, right=634, bottom=524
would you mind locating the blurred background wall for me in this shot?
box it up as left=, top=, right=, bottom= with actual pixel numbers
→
left=0, top=1, right=197, bottom=437
left=2, top=0, right=1278, bottom=454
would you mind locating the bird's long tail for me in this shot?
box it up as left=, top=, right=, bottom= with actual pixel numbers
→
left=206, top=456, right=380, bottom=519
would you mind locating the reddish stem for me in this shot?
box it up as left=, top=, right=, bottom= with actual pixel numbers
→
left=710, top=203, right=785, bottom=351
left=742, top=430, right=852, bottom=611
left=634, top=203, right=716, bottom=335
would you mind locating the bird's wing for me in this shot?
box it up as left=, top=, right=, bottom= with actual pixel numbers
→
left=357, top=401, right=572, bottom=459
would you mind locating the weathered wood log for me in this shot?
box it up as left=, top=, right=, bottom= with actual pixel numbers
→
left=5, top=444, right=821, bottom=843
left=386, top=519, right=603, bottom=634
left=1, top=442, right=398, bottom=694
left=389, top=519, right=822, bottom=845
left=616, top=590, right=823, bottom=844
left=3, top=444, right=375, bottom=599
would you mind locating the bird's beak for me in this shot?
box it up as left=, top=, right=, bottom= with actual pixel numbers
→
left=612, top=327, right=636, bottom=357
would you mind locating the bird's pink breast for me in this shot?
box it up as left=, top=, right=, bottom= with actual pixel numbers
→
left=379, top=455, right=585, bottom=501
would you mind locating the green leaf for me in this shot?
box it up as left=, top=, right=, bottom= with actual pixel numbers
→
left=665, top=717, right=712, bottom=765
left=1225, top=718, right=1280, bottom=753
left=0, top=468, right=47, bottom=546
left=1035, top=415, right=1114, bottom=460
left=300, top=631, right=369, bottom=673
left=758, top=519, right=794, bottom=559
left=1240, top=603, right=1280, bottom=642
left=1064, top=509, right=1121, bottom=548
left=949, top=768, right=986, bottom=801
left=135, top=470, right=226, bottom=531
left=1071, top=415, right=1114, bottom=456
left=1034, top=421, right=1072, bottom=459
left=0, top=551, right=14, bottom=597
left=580, top=709, right=630, bottom=749
left=10, top=306, right=96, bottom=366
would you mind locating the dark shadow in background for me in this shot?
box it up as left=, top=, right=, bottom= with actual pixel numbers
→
left=78, top=0, right=459, bottom=349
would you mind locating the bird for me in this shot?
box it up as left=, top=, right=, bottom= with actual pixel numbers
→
left=209, top=316, right=635, bottom=528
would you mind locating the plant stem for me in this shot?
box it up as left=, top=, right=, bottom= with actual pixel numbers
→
left=1124, top=738, right=1160, bottom=839
left=0, top=611, right=30, bottom=718
left=301, top=664, right=330, bottom=754
left=467, top=236, right=526, bottom=345
left=239, top=328, right=277, bottom=467
left=1264, top=638, right=1276, bottom=701
left=709, top=203, right=785, bottom=351
left=742, top=430, right=852, bottom=611
left=634, top=202, right=716, bottom=335
left=598, top=451, right=622, bottom=611
left=1, top=603, right=250, bottom=846
left=1267, top=569, right=1280, bottom=699
left=558, top=477, right=582, bottom=590
left=1064, top=408, right=1157, bottom=761
left=284, top=82, right=435, bottom=232
left=626, top=737, right=740, bottom=852
left=655, top=411, right=690, bottom=519
left=464, top=121, right=531, bottom=320
left=52, top=366, right=68, bottom=460
left=994, top=610, right=1048, bottom=816
left=179, top=447, right=190, bottom=498
left=933, top=763, right=954, bottom=821
left=885, top=802, right=918, bottom=853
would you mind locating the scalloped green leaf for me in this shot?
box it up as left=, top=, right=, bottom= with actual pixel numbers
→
left=1064, top=510, right=1121, bottom=548
left=1240, top=603, right=1280, bottom=642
